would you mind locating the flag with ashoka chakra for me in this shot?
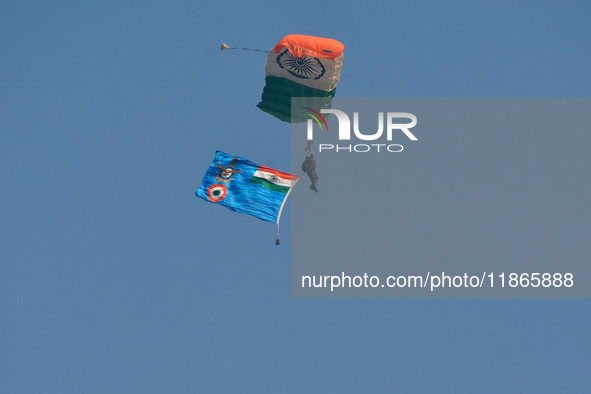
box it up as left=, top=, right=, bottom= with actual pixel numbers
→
left=196, top=151, right=299, bottom=224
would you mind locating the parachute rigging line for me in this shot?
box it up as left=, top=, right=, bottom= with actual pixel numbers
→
left=221, top=43, right=269, bottom=53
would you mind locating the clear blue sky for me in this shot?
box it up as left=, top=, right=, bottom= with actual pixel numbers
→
left=1, top=1, right=590, bottom=392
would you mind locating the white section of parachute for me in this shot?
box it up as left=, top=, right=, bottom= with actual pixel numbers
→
left=265, top=48, right=343, bottom=92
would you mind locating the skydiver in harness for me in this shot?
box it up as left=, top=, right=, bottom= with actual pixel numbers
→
left=302, top=140, right=319, bottom=192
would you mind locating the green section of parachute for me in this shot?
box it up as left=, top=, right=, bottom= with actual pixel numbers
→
left=257, top=76, right=336, bottom=123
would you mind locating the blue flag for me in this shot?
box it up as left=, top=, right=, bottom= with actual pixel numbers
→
left=196, top=151, right=299, bottom=224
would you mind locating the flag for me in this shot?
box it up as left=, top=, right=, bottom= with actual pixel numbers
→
left=196, top=151, right=299, bottom=224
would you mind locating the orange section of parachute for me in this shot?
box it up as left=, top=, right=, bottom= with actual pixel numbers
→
left=273, top=34, right=344, bottom=60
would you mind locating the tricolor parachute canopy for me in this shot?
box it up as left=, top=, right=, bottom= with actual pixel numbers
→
left=257, top=34, right=344, bottom=123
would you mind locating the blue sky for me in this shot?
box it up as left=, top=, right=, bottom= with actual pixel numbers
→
left=1, top=1, right=590, bottom=392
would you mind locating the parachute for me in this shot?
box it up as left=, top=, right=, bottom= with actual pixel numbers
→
left=220, top=34, right=344, bottom=193
left=256, top=34, right=345, bottom=123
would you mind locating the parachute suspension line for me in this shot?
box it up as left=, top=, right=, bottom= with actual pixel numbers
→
left=302, top=139, right=312, bottom=176
left=276, top=224, right=280, bottom=246
left=221, top=43, right=269, bottom=53
left=305, top=140, right=313, bottom=157
left=232, top=48, right=270, bottom=53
